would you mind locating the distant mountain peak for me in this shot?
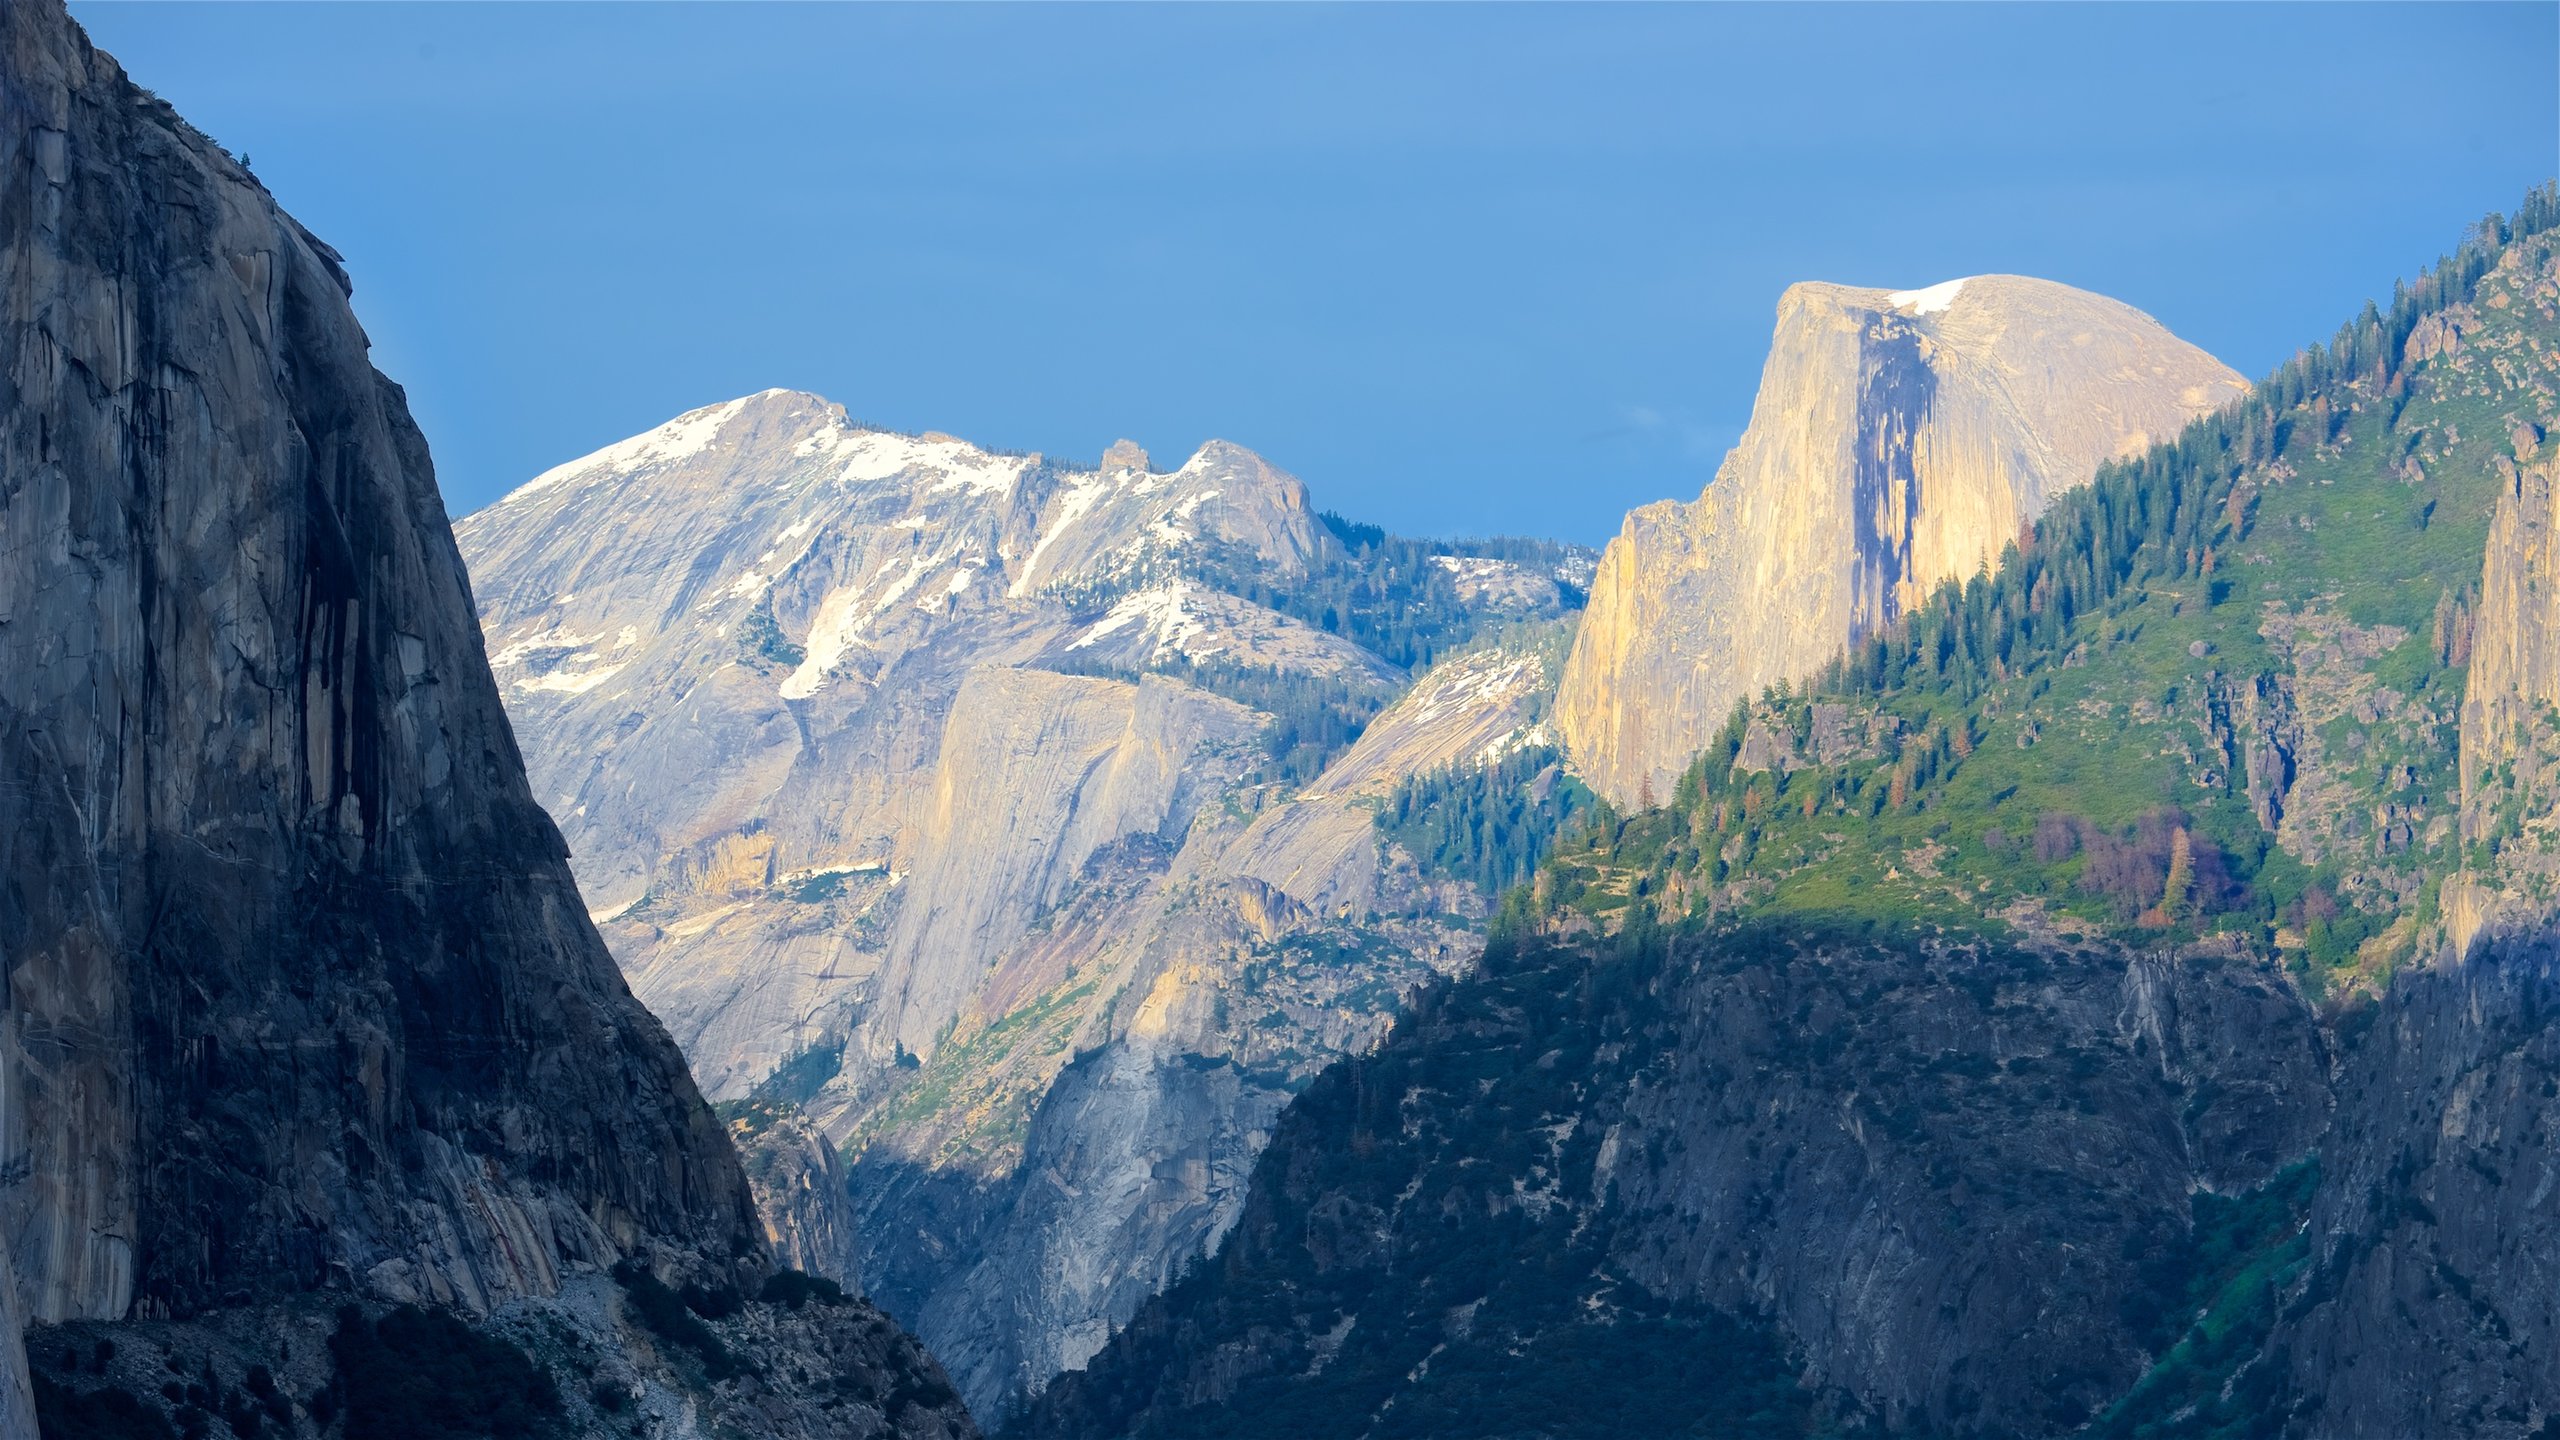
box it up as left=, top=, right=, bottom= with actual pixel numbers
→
left=1558, top=271, right=2246, bottom=805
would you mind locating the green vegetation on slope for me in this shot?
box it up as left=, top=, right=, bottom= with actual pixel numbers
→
left=1022, top=190, right=2560, bottom=1440
left=1545, top=188, right=2560, bottom=1006
left=1039, top=650, right=1396, bottom=787
left=1379, top=744, right=1599, bottom=896
left=2091, top=1162, right=2320, bottom=1440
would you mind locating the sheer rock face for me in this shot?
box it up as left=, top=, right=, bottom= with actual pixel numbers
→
left=2454, top=448, right=2560, bottom=952
left=1558, top=276, right=2246, bottom=806
left=735, top=1105, right=864, bottom=1284
left=2271, top=944, right=2560, bottom=1440
left=0, top=5, right=972, bottom=1434
left=2286, top=439, right=2560, bottom=1437
left=457, top=396, right=1566, bottom=1412
left=1018, top=930, right=2334, bottom=1440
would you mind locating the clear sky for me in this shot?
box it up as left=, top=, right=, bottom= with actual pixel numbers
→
left=71, top=2, right=2560, bottom=544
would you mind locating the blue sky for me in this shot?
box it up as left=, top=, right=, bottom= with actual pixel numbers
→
left=74, top=3, right=2560, bottom=544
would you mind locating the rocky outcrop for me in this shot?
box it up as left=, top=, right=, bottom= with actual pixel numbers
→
left=2268, top=941, right=2560, bottom=1439
left=2274, top=419, right=2560, bottom=1438
left=1020, top=926, right=2333, bottom=1439
left=1558, top=275, right=2246, bottom=805
left=0, top=4, right=971, bottom=1433
left=881, top=669, right=1260, bottom=1058
left=734, top=1102, right=864, bottom=1285
left=2454, top=447, right=2560, bottom=952
left=458, top=390, right=1579, bottom=1414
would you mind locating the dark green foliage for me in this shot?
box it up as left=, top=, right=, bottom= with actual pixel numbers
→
left=610, top=1263, right=743, bottom=1381
left=2092, top=1163, right=2320, bottom=1440
left=1314, top=511, right=1384, bottom=550
left=1379, top=745, right=1596, bottom=895
left=1042, top=652, right=1392, bottom=786
left=34, top=1376, right=177, bottom=1440
left=750, top=1039, right=847, bottom=1110
left=738, top=601, right=806, bottom=668
left=1200, top=524, right=1585, bottom=673
left=786, top=868, right=851, bottom=904
left=327, top=1304, right=563, bottom=1440
left=759, top=1268, right=852, bottom=1310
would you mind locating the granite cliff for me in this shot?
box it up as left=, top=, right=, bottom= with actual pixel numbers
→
left=1558, top=274, right=2247, bottom=807
left=1021, top=197, right=2560, bottom=1438
left=456, top=394, right=1590, bottom=1412
left=0, top=4, right=971, bottom=1434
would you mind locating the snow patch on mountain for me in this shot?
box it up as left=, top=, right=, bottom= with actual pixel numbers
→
left=520, top=661, right=627, bottom=696
left=1069, top=583, right=1212, bottom=661
left=1011, top=477, right=1109, bottom=598
left=497, top=395, right=755, bottom=507
left=1888, top=277, right=1970, bottom=315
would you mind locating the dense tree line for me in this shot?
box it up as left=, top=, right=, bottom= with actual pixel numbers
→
left=1191, top=519, right=1585, bottom=674
left=1677, top=185, right=2560, bottom=822
left=1379, top=746, right=1597, bottom=897
left=1041, top=651, right=1393, bottom=787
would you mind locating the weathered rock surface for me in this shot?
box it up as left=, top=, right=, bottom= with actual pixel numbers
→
left=2277, top=392, right=2560, bottom=1437
left=0, top=4, right=972, bottom=1432
left=2269, top=940, right=2560, bottom=1439
left=457, top=391, right=1581, bottom=1413
left=1558, top=275, right=2246, bottom=805
left=2455, top=446, right=2560, bottom=950
left=1019, top=926, right=2334, bottom=1439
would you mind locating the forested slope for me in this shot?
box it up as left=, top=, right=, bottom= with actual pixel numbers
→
left=1018, top=190, right=2560, bottom=1440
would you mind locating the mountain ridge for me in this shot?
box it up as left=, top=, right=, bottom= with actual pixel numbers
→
left=459, top=385, right=1596, bottom=1412
left=1016, top=191, right=2560, bottom=1440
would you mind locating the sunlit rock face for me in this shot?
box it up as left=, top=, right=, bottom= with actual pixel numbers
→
left=1558, top=275, right=2246, bottom=806
left=0, top=4, right=974, bottom=1433
left=458, top=396, right=1577, bottom=1411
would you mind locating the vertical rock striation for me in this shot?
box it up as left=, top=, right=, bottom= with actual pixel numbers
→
left=1557, top=276, right=2246, bottom=806
left=2454, top=446, right=2560, bottom=952
left=0, top=3, right=973, bottom=1432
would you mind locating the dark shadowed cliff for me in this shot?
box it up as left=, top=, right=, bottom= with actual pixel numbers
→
left=1019, top=194, right=2560, bottom=1439
left=0, top=1, right=973, bottom=1433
